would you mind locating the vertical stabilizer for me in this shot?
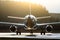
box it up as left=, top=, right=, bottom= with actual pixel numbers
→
left=29, top=2, right=32, bottom=15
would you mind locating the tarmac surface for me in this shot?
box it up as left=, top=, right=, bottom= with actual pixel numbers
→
left=0, top=33, right=60, bottom=39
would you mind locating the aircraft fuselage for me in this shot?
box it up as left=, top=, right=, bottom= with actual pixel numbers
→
left=24, top=15, right=37, bottom=30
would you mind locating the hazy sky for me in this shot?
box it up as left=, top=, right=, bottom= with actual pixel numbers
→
left=39, top=0, right=60, bottom=13
left=0, top=0, right=60, bottom=13
left=9, top=0, right=60, bottom=13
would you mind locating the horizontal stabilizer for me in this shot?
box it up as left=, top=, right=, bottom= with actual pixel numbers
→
left=37, top=16, right=51, bottom=19
left=8, top=16, right=25, bottom=19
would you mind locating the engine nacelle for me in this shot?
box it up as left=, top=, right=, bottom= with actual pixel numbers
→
left=46, top=25, right=53, bottom=32
left=9, top=25, right=17, bottom=32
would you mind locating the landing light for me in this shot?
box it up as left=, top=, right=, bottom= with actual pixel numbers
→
left=27, top=27, right=32, bottom=30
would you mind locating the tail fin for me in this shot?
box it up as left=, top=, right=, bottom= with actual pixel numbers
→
left=29, top=2, right=31, bottom=15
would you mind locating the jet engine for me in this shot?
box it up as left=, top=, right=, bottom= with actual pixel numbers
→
left=46, top=25, right=53, bottom=32
left=9, top=25, right=17, bottom=32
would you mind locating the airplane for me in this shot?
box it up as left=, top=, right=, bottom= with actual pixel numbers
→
left=0, top=14, right=60, bottom=35
left=0, top=2, right=60, bottom=35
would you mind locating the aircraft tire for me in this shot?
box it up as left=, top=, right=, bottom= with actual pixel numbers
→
left=16, top=32, right=18, bottom=35
left=41, top=32, right=42, bottom=35
left=44, top=32, right=45, bottom=35
left=16, top=31, right=18, bottom=35
left=19, top=32, right=21, bottom=35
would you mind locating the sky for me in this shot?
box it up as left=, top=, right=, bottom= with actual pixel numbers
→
left=9, top=0, right=60, bottom=13
left=39, top=0, right=60, bottom=13
left=0, top=0, right=60, bottom=13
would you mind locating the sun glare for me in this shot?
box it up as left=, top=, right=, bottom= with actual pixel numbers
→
left=0, top=0, right=45, bottom=5
left=12, top=0, right=44, bottom=4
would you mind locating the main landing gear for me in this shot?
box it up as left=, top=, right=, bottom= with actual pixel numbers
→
left=16, top=31, right=21, bottom=35
left=41, top=32, right=45, bottom=35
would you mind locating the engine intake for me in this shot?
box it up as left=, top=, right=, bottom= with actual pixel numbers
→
left=9, top=25, right=17, bottom=32
left=46, top=25, right=53, bottom=32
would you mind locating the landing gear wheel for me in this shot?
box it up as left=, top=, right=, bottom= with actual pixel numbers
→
left=19, top=32, right=21, bottom=35
left=43, top=32, right=45, bottom=35
left=41, top=32, right=42, bottom=35
left=40, top=32, right=45, bottom=35
left=16, top=31, right=18, bottom=35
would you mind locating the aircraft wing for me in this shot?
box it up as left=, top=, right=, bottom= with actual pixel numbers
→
left=0, top=22, right=25, bottom=26
left=36, top=22, right=60, bottom=26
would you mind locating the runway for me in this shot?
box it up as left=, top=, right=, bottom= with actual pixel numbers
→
left=0, top=33, right=60, bottom=39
